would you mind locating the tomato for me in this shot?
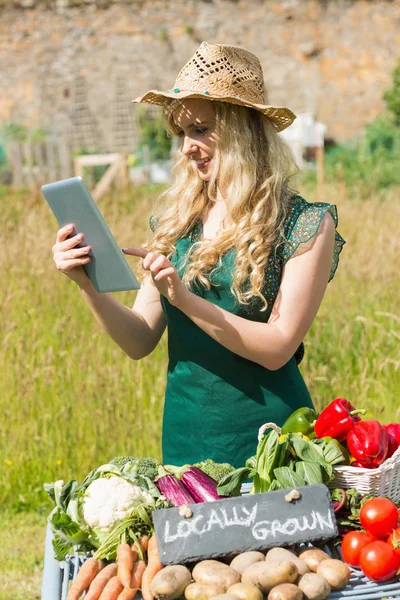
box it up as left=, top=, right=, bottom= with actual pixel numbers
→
left=359, top=540, right=400, bottom=582
left=341, top=531, right=378, bottom=567
left=388, top=527, right=400, bottom=556
left=359, top=497, right=399, bottom=538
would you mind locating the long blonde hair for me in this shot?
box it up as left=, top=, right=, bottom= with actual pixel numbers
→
left=147, top=100, right=298, bottom=310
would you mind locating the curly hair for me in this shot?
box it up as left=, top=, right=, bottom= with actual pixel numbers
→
left=146, top=100, right=298, bottom=311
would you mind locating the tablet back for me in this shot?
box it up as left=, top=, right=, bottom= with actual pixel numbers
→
left=42, top=177, right=140, bottom=293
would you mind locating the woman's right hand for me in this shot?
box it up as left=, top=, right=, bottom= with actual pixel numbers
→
left=52, top=224, right=92, bottom=287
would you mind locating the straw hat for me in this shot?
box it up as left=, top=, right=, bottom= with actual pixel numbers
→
left=133, top=42, right=296, bottom=132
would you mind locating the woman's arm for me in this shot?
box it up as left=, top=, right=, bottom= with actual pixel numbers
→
left=79, top=279, right=167, bottom=360
left=131, top=212, right=335, bottom=370
left=52, top=224, right=166, bottom=360
left=180, top=212, right=335, bottom=370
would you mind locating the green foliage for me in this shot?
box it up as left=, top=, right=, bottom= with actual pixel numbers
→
left=320, top=115, right=400, bottom=197
left=158, top=28, right=169, bottom=43
left=2, top=121, right=29, bottom=142
left=383, top=60, right=400, bottom=125
left=136, top=107, right=172, bottom=161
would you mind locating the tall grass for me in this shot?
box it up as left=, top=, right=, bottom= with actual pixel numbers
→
left=1, top=182, right=399, bottom=512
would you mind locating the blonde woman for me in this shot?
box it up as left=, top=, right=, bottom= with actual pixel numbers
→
left=52, top=43, right=345, bottom=467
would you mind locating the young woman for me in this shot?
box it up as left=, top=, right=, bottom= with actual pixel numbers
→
left=52, top=42, right=345, bottom=468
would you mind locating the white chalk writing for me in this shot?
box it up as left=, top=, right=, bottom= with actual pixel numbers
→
left=252, top=510, right=335, bottom=540
left=163, top=503, right=258, bottom=542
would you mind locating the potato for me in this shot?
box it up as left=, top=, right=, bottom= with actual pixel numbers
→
left=185, top=582, right=226, bottom=600
left=192, top=561, right=241, bottom=591
left=298, top=549, right=330, bottom=573
left=227, top=582, right=263, bottom=600
left=268, top=583, right=303, bottom=600
left=316, top=559, right=351, bottom=590
left=298, top=573, right=331, bottom=600
left=242, top=560, right=298, bottom=593
left=266, top=548, right=310, bottom=576
left=230, top=552, right=265, bottom=575
left=150, top=565, right=192, bottom=600
left=208, top=595, right=240, bottom=600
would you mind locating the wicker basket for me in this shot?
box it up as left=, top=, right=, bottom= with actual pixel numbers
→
left=258, top=423, right=400, bottom=502
left=328, top=445, right=400, bottom=502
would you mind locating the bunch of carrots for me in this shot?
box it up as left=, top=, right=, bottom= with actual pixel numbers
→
left=67, top=535, right=163, bottom=600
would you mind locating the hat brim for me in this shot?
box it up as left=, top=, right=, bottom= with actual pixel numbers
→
left=132, top=89, right=296, bottom=132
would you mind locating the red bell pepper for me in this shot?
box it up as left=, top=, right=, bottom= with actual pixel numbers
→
left=383, top=423, right=400, bottom=458
left=314, top=398, right=366, bottom=442
left=347, top=420, right=389, bottom=469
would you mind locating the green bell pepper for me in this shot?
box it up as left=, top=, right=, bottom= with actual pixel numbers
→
left=281, top=407, right=318, bottom=436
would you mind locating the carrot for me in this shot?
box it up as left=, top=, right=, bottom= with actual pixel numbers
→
left=138, top=535, right=149, bottom=553
left=66, top=557, right=102, bottom=600
left=117, top=543, right=135, bottom=588
left=141, top=536, right=163, bottom=600
left=98, top=575, right=124, bottom=600
left=117, top=560, right=147, bottom=600
left=85, top=563, right=118, bottom=600
left=131, top=534, right=149, bottom=560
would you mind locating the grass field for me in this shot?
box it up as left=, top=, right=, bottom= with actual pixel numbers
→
left=1, top=180, right=399, bottom=598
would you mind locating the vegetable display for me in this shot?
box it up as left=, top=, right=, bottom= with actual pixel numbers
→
left=280, top=407, right=318, bottom=437
left=155, top=467, right=196, bottom=507
left=45, top=457, right=235, bottom=561
left=347, top=420, right=389, bottom=468
left=314, top=398, right=366, bottom=442
left=45, top=396, right=400, bottom=598
left=359, top=540, right=400, bottom=583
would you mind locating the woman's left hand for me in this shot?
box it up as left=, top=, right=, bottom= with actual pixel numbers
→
left=122, top=248, right=188, bottom=308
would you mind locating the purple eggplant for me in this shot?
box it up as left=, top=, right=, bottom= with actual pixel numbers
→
left=181, top=466, right=225, bottom=502
left=155, top=468, right=196, bottom=506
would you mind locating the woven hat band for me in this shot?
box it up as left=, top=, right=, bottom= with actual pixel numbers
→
left=174, top=42, right=266, bottom=105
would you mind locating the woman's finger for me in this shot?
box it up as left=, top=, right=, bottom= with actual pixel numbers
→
left=149, top=255, right=169, bottom=274
left=55, top=257, right=91, bottom=272
left=54, top=233, right=84, bottom=253
left=154, top=267, right=176, bottom=281
left=122, top=247, right=149, bottom=259
left=56, top=224, right=75, bottom=244
left=56, top=246, right=91, bottom=261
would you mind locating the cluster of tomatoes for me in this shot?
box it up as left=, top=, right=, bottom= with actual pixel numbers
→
left=341, top=497, right=400, bottom=582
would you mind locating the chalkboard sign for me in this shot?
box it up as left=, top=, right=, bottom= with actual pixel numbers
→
left=153, top=484, right=338, bottom=565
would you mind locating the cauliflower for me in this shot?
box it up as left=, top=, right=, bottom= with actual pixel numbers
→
left=82, top=475, right=154, bottom=533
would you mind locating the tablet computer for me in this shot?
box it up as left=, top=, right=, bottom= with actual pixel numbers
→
left=41, top=177, right=140, bottom=293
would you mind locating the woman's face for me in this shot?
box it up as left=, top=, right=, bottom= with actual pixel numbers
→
left=173, top=98, right=217, bottom=182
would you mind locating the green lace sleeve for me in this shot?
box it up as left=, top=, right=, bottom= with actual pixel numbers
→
left=281, top=198, right=346, bottom=282
left=149, top=215, right=159, bottom=232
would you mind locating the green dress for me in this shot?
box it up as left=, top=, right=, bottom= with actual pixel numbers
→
left=153, top=195, right=346, bottom=468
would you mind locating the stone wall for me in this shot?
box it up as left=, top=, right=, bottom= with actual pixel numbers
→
left=1, top=0, right=400, bottom=150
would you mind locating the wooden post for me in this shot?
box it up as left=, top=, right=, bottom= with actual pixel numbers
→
left=143, top=145, right=151, bottom=183
left=316, top=146, right=325, bottom=202
left=59, top=137, right=72, bottom=180
left=9, top=141, right=24, bottom=188
left=34, top=142, right=45, bottom=184
left=73, top=153, right=125, bottom=201
left=46, top=138, right=57, bottom=183
left=92, top=160, right=121, bottom=202
left=119, top=155, right=128, bottom=189
left=314, top=121, right=326, bottom=202
left=23, top=141, right=35, bottom=189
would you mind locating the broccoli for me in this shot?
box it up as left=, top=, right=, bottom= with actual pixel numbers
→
left=109, top=456, right=161, bottom=481
left=194, top=459, right=236, bottom=484
left=135, top=457, right=162, bottom=481
left=110, top=456, right=138, bottom=468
